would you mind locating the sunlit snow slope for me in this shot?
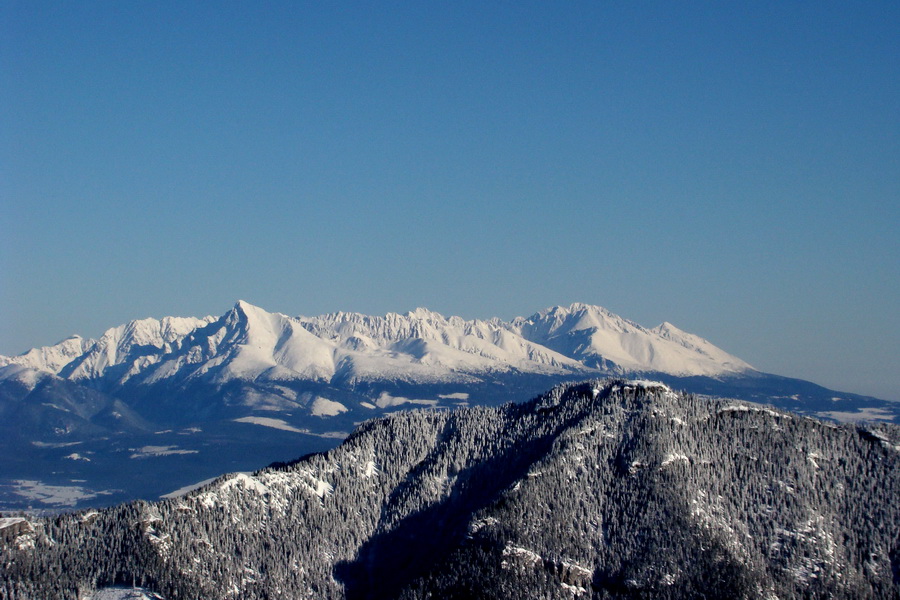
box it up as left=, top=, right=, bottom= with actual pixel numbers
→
left=0, top=300, right=751, bottom=387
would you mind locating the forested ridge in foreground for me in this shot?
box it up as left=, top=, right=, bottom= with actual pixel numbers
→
left=2, top=380, right=899, bottom=599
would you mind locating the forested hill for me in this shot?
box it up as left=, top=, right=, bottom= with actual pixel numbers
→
left=2, top=380, right=899, bottom=600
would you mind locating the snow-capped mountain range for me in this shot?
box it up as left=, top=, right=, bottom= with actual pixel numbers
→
left=0, top=300, right=752, bottom=388
left=0, top=301, right=896, bottom=511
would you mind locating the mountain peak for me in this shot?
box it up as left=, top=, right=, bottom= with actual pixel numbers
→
left=536, top=302, right=619, bottom=322
left=654, top=321, right=681, bottom=334
left=562, top=301, right=597, bottom=313
left=227, top=300, right=287, bottom=332
left=0, top=334, right=96, bottom=375
left=405, top=307, right=445, bottom=320
left=510, top=304, right=749, bottom=376
left=233, top=299, right=266, bottom=314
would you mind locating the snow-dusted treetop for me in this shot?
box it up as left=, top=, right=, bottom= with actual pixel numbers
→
left=0, top=301, right=752, bottom=387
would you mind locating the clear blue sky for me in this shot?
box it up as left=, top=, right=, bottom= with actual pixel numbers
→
left=2, top=2, right=898, bottom=400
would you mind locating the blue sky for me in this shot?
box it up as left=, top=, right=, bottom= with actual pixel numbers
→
left=2, top=2, right=898, bottom=400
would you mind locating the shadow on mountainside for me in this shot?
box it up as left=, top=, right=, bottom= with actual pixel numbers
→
left=334, top=383, right=603, bottom=600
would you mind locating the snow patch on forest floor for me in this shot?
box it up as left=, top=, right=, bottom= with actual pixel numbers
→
left=719, top=405, right=788, bottom=418
left=88, top=586, right=164, bottom=600
left=0, top=516, right=28, bottom=530
left=661, top=453, right=689, bottom=467
left=502, top=544, right=542, bottom=569
left=625, top=380, right=672, bottom=391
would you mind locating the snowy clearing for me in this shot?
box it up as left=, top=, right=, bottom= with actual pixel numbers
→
left=438, top=392, right=470, bottom=400
left=129, top=446, right=199, bottom=459
left=63, top=453, right=91, bottom=462
left=719, top=405, right=787, bottom=418
left=31, top=440, right=82, bottom=448
left=89, top=587, right=164, bottom=600
left=310, top=397, right=348, bottom=417
left=10, top=479, right=112, bottom=507
left=375, top=391, right=438, bottom=409
left=233, top=416, right=305, bottom=433
left=816, top=408, right=895, bottom=423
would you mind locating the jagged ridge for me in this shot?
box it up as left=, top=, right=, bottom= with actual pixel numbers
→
left=0, top=301, right=752, bottom=391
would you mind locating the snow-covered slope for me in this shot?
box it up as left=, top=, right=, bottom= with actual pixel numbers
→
left=61, top=315, right=216, bottom=383
left=0, top=301, right=752, bottom=389
left=0, top=335, right=94, bottom=375
left=297, top=306, right=586, bottom=383
left=140, top=301, right=338, bottom=384
left=136, top=301, right=588, bottom=386
left=509, top=303, right=752, bottom=376
left=0, top=315, right=215, bottom=385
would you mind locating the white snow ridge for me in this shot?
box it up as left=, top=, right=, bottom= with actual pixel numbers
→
left=0, top=301, right=753, bottom=388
